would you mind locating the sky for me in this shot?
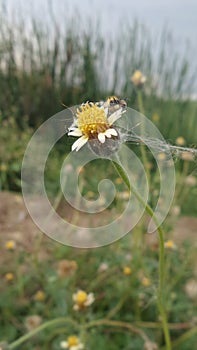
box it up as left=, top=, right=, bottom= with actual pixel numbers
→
left=4, top=0, right=197, bottom=41
left=3, top=0, right=197, bottom=95
left=5, top=0, right=197, bottom=46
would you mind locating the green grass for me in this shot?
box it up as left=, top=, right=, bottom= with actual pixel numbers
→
left=1, top=232, right=197, bottom=350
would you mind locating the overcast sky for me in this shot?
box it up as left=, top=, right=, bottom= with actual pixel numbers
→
left=4, top=0, right=197, bottom=83
left=5, top=0, right=197, bottom=44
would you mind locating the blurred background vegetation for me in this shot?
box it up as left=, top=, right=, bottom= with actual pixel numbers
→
left=0, top=5, right=197, bottom=126
left=0, top=2, right=197, bottom=193
left=1, top=2, right=197, bottom=349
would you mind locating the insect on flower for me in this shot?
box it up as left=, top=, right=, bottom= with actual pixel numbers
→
left=67, top=96, right=197, bottom=160
left=99, top=95, right=127, bottom=114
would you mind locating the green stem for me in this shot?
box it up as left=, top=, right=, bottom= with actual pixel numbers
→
left=8, top=318, right=78, bottom=350
left=137, top=90, right=150, bottom=184
left=85, top=318, right=150, bottom=342
left=112, top=159, right=171, bottom=350
left=168, top=325, right=197, bottom=349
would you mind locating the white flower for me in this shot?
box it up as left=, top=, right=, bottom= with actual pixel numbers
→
left=97, top=262, right=109, bottom=273
left=164, top=240, right=177, bottom=250
left=60, top=336, right=84, bottom=350
left=185, top=279, right=197, bottom=300
left=131, top=70, right=146, bottom=87
left=25, top=315, right=42, bottom=331
left=72, top=290, right=95, bottom=311
left=68, top=100, right=125, bottom=152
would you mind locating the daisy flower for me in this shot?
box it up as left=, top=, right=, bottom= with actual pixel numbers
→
left=123, top=266, right=132, bottom=276
left=72, top=290, right=95, bottom=311
left=4, top=272, right=14, bottom=281
left=68, top=101, right=125, bottom=152
left=164, top=240, right=177, bottom=250
left=5, top=240, right=16, bottom=250
left=25, top=315, right=42, bottom=331
left=131, top=70, right=146, bottom=87
left=60, top=335, right=84, bottom=350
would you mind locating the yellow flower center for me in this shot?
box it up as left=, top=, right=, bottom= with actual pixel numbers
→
left=5, top=273, right=14, bottom=281
left=142, top=277, right=151, bottom=287
left=123, top=266, right=132, bottom=275
left=76, top=291, right=88, bottom=304
left=176, top=136, right=185, bottom=146
left=34, top=290, right=46, bottom=301
left=133, top=70, right=143, bottom=80
left=5, top=240, right=15, bottom=250
left=67, top=336, right=79, bottom=346
left=165, top=240, right=175, bottom=249
left=76, top=103, right=109, bottom=138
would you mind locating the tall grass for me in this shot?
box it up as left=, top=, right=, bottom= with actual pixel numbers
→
left=0, top=3, right=196, bottom=139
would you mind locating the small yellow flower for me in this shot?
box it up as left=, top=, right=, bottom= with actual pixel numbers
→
left=157, top=152, right=166, bottom=161
left=73, top=290, right=95, bottom=311
left=86, top=191, right=95, bottom=198
left=147, top=162, right=154, bottom=170
left=152, top=113, right=160, bottom=122
left=131, top=70, right=146, bottom=87
left=123, top=266, right=132, bottom=276
left=0, top=163, right=8, bottom=172
left=34, top=290, right=46, bottom=302
left=57, top=260, right=78, bottom=278
left=60, top=335, right=84, bottom=349
left=25, top=315, right=42, bottom=331
left=141, top=277, right=151, bottom=287
left=4, top=273, right=14, bottom=281
left=5, top=240, right=16, bottom=250
left=115, top=177, right=123, bottom=184
left=116, top=191, right=130, bottom=200
left=175, top=136, right=185, bottom=146
left=164, top=240, right=177, bottom=250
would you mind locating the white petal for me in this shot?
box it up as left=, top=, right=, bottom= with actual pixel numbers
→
left=105, top=128, right=118, bottom=138
left=108, top=109, right=123, bottom=125
left=60, top=341, right=68, bottom=349
left=70, top=346, right=78, bottom=350
left=72, top=293, right=77, bottom=301
left=72, top=136, right=88, bottom=151
left=104, top=106, right=109, bottom=114
left=98, top=133, right=106, bottom=143
left=85, top=293, right=95, bottom=305
left=73, top=304, right=79, bottom=311
left=68, top=128, right=83, bottom=137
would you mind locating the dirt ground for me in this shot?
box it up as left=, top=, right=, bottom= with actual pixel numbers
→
left=0, top=191, right=197, bottom=250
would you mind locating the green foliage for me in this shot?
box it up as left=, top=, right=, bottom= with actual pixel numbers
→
left=0, top=113, right=33, bottom=191
left=1, top=233, right=197, bottom=349
left=0, top=4, right=197, bottom=350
